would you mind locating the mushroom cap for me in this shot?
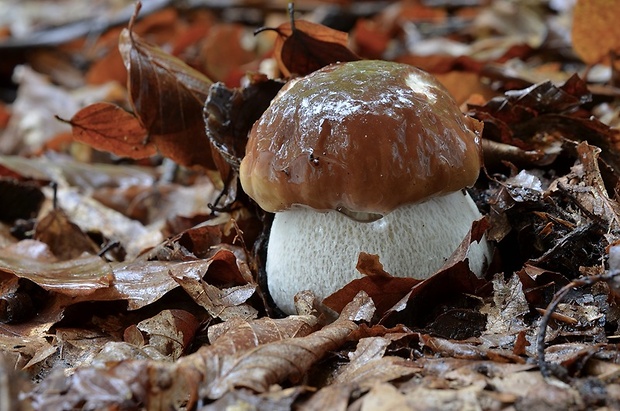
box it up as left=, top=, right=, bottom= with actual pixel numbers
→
left=239, top=60, right=483, bottom=215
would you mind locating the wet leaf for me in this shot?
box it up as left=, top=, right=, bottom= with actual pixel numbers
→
left=0, top=240, right=113, bottom=297
left=119, top=27, right=215, bottom=169
left=68, top=102, right=156, bottom=159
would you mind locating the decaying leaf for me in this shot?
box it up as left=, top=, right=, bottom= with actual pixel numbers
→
left=135, top=309, right=200, bottom=360
left=27, top=310, right=322, bottom=409
left=34, top=207, right=99, bottom=260
left=9, top=1, right=620, bottom=409
left=204, top=75, right=283, bottom=169
left=203, top=291, right=374, bottom=399
left=572, top=0, right=620, bottom=64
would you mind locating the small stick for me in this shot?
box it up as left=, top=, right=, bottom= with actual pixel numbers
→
left=537, top=270, right=620, bottom=379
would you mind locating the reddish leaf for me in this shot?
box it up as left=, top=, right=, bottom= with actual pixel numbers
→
left=68, top=102, right=156, bottom=159
left=356, top=252, right=391, bottom=277
left=119, top=27, right=215, bottom=169
left=269, top=20, right=361, bottom=77
left=324, top=276, right=420, bottom=316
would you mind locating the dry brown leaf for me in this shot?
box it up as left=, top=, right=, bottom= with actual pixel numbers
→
left=118, top=27, right=215, bottom=169
left=203, top=292, right=374, bottom=399
left=334, top=335, right=420, bottom=387
left=572, top=0, right=620, bottom=64
left=34, top=208, right=99, bottom=260
left=68, top=102, right=156, bottom=159
left=28, top=314, right=321, bottom=409
left=173, top=273, right=258, bottom=321
left=135, top=309, right=200, bottom=360
left=550, top=142, right=620, bottom=231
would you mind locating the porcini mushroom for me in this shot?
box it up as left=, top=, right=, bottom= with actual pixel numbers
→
left=240, top=60, right=492, bottom=314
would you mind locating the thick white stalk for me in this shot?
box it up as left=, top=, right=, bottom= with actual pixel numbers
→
left=266, top=190, right=492, bottom=314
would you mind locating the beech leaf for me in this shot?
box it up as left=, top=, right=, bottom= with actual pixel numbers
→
left=119, top=27, right=215, bottom=169
left=204, top=292, right=374, bottom=398
left=269, top=20, right=361, bottom=77
left=34, top=208, right=99, bottom=260
left=68, top=102, right=156, bottom=159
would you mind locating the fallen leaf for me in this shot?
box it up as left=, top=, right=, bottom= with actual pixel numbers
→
left=135, top=309, right=200, bottom=360
left=68, top=102, right=156, bottom=159
left=203, top=292, right=374, bottom=399
left=0, top=240, right=113, bottom=297
left=572, top=0, right=620, bottom=64
left=355, top=252, right=391, bottom=277
left=34, top=208, right=99, bottom=260
left=267, top=19, right=361, bottom=77
left=204, top=75, right=283, bottom=169
left=119, top=26, right=215, bottom=169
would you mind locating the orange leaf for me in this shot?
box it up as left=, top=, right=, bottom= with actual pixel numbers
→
left=572, top=0, right=620, bottom=64
left=271, top=20, right=361, bottom=77
left=69, top=102, right=156, bottom=159
left=119, top=27, right=215, bottom=169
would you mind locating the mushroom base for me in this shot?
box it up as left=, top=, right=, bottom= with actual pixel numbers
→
left=266, top=190, right=492, bottom=314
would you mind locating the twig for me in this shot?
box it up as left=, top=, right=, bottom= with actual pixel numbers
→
left=537, top=270, right=620, bottom=380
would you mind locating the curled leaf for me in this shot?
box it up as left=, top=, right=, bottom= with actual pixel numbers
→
left=266, top=19, right=361, bottom=77
left=119, top=27, right=215, bottom=169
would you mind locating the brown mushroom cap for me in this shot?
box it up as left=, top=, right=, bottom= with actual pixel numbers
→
left=239, top=60, right=483, bottom=215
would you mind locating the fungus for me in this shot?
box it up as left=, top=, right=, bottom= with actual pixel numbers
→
left=240, top=60, right=492, bottom=314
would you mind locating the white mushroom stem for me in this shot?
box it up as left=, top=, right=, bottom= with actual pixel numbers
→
left=266, top=190, right=492, bottom=314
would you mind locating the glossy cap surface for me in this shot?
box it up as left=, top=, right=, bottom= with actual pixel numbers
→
left=239, top=60, right=483, bottom=215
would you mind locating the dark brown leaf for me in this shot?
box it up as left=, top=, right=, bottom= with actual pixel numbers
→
left=204, top=292, right=374, bottom=398
left=204, top=76, right=284, bottom=169
left=34, top=208, right=99, bottom=260
left=269, top=20, right=361, bottom=77
left=119, top=28, right=215, bottom=169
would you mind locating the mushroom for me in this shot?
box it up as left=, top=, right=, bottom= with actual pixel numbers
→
left=239, top=60, right=492, bottom=314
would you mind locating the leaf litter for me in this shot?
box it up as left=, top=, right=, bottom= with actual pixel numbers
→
left=2, top=0, right=620, bottom=409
